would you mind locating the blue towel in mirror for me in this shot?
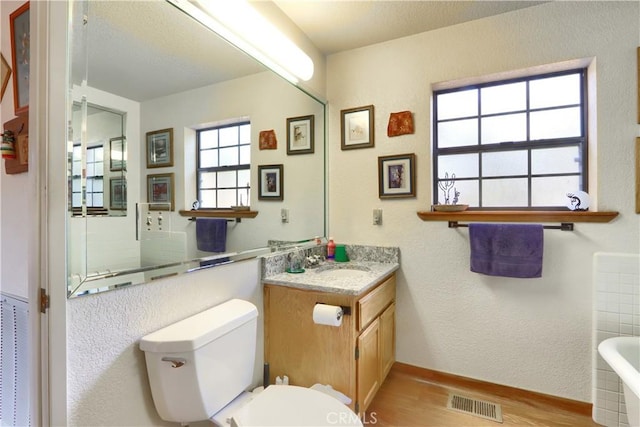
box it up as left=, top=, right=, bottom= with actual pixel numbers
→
left=196, top=218, right=227, bottom=253
left=469, top=223, right=543, bottom=278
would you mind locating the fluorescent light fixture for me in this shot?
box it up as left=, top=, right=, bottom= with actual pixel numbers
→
left=167, top=0, right=314, bottom=84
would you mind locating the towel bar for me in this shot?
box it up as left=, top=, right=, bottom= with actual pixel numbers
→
left=448, top=221, right=574, bottom=231
left=188, top=217, right=240, bottom=223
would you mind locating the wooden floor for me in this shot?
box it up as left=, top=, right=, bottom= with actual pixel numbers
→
left=364, top=365, right=601, bottom=427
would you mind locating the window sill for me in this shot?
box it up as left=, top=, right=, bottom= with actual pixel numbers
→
left=416, top=210, right=618, bottom=224
left=178, top=209, right=259, bottom=220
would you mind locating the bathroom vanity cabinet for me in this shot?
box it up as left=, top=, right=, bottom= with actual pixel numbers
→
left=263, top=272, right=396, bottom=414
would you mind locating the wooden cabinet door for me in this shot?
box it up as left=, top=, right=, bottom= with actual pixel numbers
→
left=380, top=302, right=395, bottom=381
left=357, top=317, right=380, bottom=413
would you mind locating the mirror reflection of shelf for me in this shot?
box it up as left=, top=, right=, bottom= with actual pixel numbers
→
left=71, top=207, right=109, bottom=217
left=178, top=209, right=259, bottom=223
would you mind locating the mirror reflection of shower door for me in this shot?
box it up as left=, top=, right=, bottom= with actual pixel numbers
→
left=69, top=102, right=127, bottom=217
left=68, top=102, right=128, bottom=288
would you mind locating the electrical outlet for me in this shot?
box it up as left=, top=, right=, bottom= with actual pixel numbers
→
left=373, top=208, right=382, bottom=225
left=281, top=208, right=289, bottom=223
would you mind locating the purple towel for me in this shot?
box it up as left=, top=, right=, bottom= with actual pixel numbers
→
left=469, top=223, right=543, bottom=278
left=196, top=218, right=227, bottom=253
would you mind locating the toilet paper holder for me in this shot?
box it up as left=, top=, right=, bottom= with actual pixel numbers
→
left=315, top=302, right=351, bottom=316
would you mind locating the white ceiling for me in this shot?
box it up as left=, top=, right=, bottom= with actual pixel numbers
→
left=76, top=1, right=547, bottom=102
left=73, top=1, right=264, bottom=102
left=273, top=1, right=546, bottom=55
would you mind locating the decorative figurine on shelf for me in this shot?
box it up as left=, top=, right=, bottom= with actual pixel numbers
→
left=231, top=183, right=251, bottom=211
left=452, top=189, right=460, bottom=205
left=566, top=191, right=590, bottom=211
left=432, top=172, right=468, bottom=211
left=438, top=172, right=458, bottom=205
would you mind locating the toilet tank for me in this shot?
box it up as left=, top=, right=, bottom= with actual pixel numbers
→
left=140, top=299, right=258, bottom=423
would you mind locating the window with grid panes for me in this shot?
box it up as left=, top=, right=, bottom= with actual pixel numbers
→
left=197, top=122, right=251, bottom=208
left=433, top=69, right=587, bottom=209
left=71, top=145, right=104, bottom=208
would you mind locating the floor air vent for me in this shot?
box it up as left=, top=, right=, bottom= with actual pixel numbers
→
left=447, top=393, right=503, bottom=423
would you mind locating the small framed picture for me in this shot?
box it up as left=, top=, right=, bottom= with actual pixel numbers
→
left=286, top=115, right=314, bottom=155
left=146, top=128, right=173, bottom=168
left=1, top=54, right=11, bottom=102
left=109, top=177, right=127, bottom=210
left=109, top=136, right=126, bottom=171
left=10, top=2, right=30, bottom=115
left=341, top=105, right=374, bottom=150
left=147, top=173, right=175, bottom=211
left=378, top=153, right=416, bottom=199
left=258, top=164, right=283, bottom=201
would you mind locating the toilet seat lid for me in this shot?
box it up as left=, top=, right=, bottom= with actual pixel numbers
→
left=231, top=385, right=362, bottom=427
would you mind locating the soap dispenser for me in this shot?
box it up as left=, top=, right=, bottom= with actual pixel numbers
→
left=327, top=237, right=336, bottom=260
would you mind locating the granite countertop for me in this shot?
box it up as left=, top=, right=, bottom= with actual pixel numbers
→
left=263, top=261, right=399, bottom=295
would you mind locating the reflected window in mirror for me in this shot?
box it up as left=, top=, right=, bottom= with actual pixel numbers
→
left=71, top=145, right=104, bottom=213
left=197, top=121, right=251, bottom=208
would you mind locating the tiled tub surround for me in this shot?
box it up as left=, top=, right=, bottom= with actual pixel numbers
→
left=593, top=253, right=640, bottom=427
left=262, top=244, right=400, bottom=295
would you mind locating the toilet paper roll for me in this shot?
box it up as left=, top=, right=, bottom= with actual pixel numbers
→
left=313, top=304, right=343, bottom=327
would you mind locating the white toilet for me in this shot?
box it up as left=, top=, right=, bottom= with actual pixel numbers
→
left=140, top=299, right=363, bottom=426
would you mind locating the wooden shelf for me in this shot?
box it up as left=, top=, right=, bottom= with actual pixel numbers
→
left=417, top=210, right=619, bottom=224
left=178, top=209, right=259, bottom=220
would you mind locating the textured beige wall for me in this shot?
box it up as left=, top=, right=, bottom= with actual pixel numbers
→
left=327, top=1, right=640, bottom=402
left=67, top=259, right=263, bottom=426
left=0, top=0, right=30, bottom=299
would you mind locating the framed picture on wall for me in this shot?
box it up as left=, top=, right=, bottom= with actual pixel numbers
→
left=341, top=105, right=374, bottom=150
left=378, top=153, right=416, bottom=199
left=10, top=1, right=30, bottom=115
left=147, top=173, right=175, bottom=211
left=146, top=128, right=173, bottom=168
left=258, top=164, right=283, bottom=200
left=0, top=54, right=11, bottom=102
left=109, top=177, right=127, bottom=210
left=109, top=136, right=126, bottom=171
left=286, top=115, right=314, bottom=155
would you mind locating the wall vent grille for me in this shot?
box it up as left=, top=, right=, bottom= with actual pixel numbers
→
left=447, top=393, right=503, bottom=423
left=0, top=294, right=31, bottom=427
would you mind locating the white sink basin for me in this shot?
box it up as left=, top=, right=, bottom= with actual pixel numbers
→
left=316, top=269, right=370, bottom=280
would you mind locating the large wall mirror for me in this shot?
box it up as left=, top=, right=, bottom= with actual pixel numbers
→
left=67, top=0, right=326, bottom=297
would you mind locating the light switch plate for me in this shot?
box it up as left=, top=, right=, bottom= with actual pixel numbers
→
left=373, top=208, right=382, bottom=225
